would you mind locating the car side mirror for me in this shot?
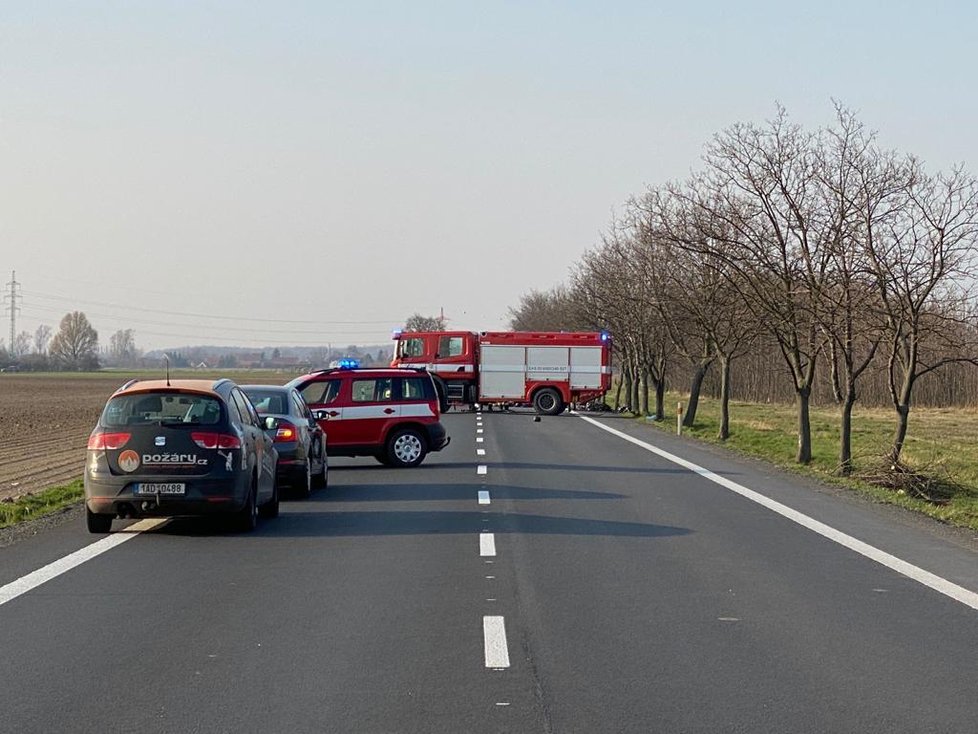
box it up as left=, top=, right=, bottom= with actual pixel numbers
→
left=312, top=409, right=329, bottom=421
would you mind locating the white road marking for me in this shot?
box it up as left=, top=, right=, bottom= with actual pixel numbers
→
left=578, top=415, right=978, bottom=612
left=481, top=533, right=497, bottom=557
left=477, top=437, right=484, bottom=443
left=479, top=490, right=491, bottom=505
left=477, top=449, right=486, bottom=456
left=477, top=464, right=487, bottom=475
left=477, top=428, right=484, bottom=434
left=0, top=519, right=167, bottom=608
left=483, top=616, right=511, bottom=668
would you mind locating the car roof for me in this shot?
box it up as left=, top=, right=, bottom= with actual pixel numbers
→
left=112, top=379, right=229, bottom=396
left=297, top=367, right=429, bottom=380
left=239, top=384, right=291, bottom=392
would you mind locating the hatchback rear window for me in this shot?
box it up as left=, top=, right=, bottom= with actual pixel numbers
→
left=102, top=392, right=223, bottom=427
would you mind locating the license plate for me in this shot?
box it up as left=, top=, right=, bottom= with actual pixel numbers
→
left=134, top=483, right=186, bottom=495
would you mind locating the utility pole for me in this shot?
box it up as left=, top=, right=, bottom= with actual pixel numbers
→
left=3, top=271, right=20, bottom=352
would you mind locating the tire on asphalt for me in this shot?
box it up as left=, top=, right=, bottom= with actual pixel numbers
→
left=260, top=478, right=279, bottom=519
left=234, top=480, right=259, bottom=532
left=385, top=427, right=428, bottom=468
left=532, top=387, right=564, bottom=416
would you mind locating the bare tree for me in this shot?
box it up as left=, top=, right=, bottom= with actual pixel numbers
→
left=865, top=163, right=978, bottom=463
left=33, top=324, right=51, bottom=355
left=508, top=286, right=581, bottom=331
left=109, top=329, right=137, bottom=364
left=671, top=108, right=832, bottom=463
left=12, top=330, right=31, bottom=357
left=49, top=311, right=99, bottom=370
left=816, top=106, right=906, bottom=474
left=404, top=313, right=446, bottom=332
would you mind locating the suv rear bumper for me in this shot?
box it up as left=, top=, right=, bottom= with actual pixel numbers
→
left=426, top=422, right=450, bottom=452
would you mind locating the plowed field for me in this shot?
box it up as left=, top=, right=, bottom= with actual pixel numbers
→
left=0, top=371, right=283, bottom=502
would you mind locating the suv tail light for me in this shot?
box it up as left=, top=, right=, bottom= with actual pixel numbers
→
left=191, top=432, right=242, bottom=450
left=88, top=432, right=131, bottom=450
left=273, top=421, right=297, bottom=443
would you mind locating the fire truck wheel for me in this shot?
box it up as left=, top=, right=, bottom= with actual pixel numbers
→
left=386, top=428, right=428, bottom=467
left=533, top=387, right=565, bottom=416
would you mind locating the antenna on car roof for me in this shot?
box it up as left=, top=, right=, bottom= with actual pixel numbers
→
left=163, top=354, right=171, bottom=387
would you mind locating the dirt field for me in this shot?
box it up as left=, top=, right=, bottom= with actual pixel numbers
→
left=0, top=371, right=285, bottom=502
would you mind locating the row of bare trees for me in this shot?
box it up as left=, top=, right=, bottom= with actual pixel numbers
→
left=510, top=104, right=978, bottom=475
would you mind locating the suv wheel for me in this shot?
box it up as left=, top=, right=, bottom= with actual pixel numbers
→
left=386, top=428, right=428, bottom=468
left=86, top=507, right=113, bottom=534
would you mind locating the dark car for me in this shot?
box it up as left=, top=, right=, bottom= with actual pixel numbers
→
left=83, top=378, right=279, bottom=533
left=287, top=366, right=450, bottom=467
left=241, top=384, right=328, bottom=497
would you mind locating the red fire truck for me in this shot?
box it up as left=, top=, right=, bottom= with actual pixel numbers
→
left=391, top=330, right=612, bottom=414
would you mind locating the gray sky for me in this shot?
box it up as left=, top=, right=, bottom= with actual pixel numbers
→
left=2, top=1, right=976, bottom=351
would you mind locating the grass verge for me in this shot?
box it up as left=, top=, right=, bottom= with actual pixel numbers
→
left=0, top=480, right=84, bottom=530
left=620, top=391, right=978, bottom=532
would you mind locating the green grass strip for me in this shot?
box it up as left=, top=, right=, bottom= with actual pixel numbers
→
left=0, top=480, right=84, bottom=530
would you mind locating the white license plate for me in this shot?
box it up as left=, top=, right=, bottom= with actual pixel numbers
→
left=134, top=483, right=186, bottom=495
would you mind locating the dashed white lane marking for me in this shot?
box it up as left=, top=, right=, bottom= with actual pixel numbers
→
left=480, top=533, right=497, bottom=557
left=0, top=519, right=167, bottom=608
left=477, top=437, right=484, bottom=443
left=578, top=415, right=978, bottom=612
left=477, top=464, right=487, bottom=475
left=477, top=428, right=484, bottom=434
left=477, top=449, right=486, bottom=456
left=483, top=616, right=511, bottom=668
left=478, top=490, right=491, bottom=505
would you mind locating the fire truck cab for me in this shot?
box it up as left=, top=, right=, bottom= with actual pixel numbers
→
left=392, top=330, right=612, bottom=415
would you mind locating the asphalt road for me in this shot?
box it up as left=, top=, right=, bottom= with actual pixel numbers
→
left=2, top=410, right=978, bottom=733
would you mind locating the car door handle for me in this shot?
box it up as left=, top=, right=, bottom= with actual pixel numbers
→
left=328, top=410, right=340, bottom=417
left=383, top=408, right=395, bottom=414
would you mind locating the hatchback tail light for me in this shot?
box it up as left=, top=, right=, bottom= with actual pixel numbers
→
left=88, top=432, right=131, bottom=450
left=273, top=421, right=297, bottom=443
left=191, top=432, right=242, bottom=450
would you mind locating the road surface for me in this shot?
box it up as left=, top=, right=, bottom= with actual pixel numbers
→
left=2, top=410, right=977, bottom=733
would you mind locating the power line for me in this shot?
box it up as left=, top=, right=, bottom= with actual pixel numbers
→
left=20, top=289, right=400, bottom=326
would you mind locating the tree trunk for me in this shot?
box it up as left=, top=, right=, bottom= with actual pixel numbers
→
left=654, top=376, right=665, bottom=421
left=829, top=341, right=844, bottom=404
left=622, top=367, right=633, bottom=413
left=640, top=370, right=650, bottom=416
left=683, top=362, right=710, bottom=427
left=613, top=374, right=624, bottom=411
left=890, top=403, right=910, bottom=464
left=718, top=355, right=731, bottom=440
left=839, top=387, right=856, bottom=476
left=796, top=385, right=812, bottom=464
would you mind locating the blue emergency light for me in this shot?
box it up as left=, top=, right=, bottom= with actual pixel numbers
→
left=338, top=358, right=360, bottom=369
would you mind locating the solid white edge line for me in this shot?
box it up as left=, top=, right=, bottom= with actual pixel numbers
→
left=483, top=615, right=510, bottom=668
left=477, top=464, right=488, bottom=475
left=577, top=415, right=978, bottom=612
left=0, top=519, right=167, bottom=607
left=480, top=533, right=497, bottom=557
left=478, top=490, right=491, bottom=505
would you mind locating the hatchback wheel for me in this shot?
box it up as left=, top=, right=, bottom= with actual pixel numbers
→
left=386, top=428, right=428, bottom=468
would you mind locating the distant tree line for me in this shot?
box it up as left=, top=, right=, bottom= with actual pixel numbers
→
left=508, top=103, right=978, bottom=474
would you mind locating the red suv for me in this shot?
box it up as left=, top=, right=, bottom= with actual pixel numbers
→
left=288, top=367, right=450, bottom=467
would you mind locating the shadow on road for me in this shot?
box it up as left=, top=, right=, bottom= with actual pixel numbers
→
left=330, top=461, right=701, bottom=475
left=271, top=509, right=690, bottom=538
left=311, top=483, right=625, bottom=502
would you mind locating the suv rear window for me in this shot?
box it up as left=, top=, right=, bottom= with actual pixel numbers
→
left=399, top=376, right=434, bottom=400
left=102, top=392, right=223, bottom=427
left=352, top=378, right=393, bottom=402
